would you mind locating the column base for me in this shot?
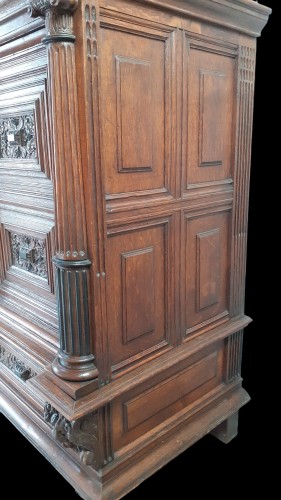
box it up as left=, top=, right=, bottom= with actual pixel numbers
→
left=52, top=351, right=98, bottom=382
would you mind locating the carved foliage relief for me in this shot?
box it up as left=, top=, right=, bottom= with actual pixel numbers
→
left=10, top=233, right=48, bottom=279
left=44, top=404, right=101, bottom=469
left=0, top=344, right=37, bottom=381
left=0, top=114, right=37, bottom=160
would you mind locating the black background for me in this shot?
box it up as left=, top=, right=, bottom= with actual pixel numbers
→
left=0, top=1, right=277, bottom=497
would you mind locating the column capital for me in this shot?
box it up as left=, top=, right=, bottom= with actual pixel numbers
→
left=29, top=0, right=78, bottom=44
left=29, top=0, right=78, bottom=17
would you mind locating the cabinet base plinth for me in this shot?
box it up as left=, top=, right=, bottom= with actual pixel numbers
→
left=211, top=411, right=239, bottom=444
left=0, top=379, right=250, bottom=500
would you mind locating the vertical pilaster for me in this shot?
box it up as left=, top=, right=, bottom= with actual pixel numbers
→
left=231, top=45, right=256, bottom=318
left=29, top=0, right=98, bottom=381
left=75, top=0, right=110, bottom=383
left=227, top=44, right=256, bottom=383
left=225, top=330, right=244, bottom=383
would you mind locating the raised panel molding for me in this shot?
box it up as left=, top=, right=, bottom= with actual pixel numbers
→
left=184, top=209, right=230, bottom=336
left=199, top=70, right=225, bottom=168
left=100, top=18, right=176, bottom=202
left=116, top=56, right=153, bottom=173
left=184, top=35, right=237, bottom=192
left=123, top=352, right=218, bottom=432
left=121, top=246, right=155, bottom=344
left=106, top=217, right=173, bottom=371
left=196, top=228, right=220, bottom=311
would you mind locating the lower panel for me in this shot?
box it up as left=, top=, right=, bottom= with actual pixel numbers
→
left=106, top=219, right=172, bottom=372
left=112, top=342, right=224, bottom=449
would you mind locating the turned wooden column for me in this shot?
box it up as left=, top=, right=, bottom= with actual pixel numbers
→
left=29, top=0, right=98, bottom=382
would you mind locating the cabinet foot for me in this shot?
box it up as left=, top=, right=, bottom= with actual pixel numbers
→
left=211, top=412, right=239, bottom=444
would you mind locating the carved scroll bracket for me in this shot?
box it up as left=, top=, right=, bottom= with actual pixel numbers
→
left=44, top=403, right=104, bottom=469
left=29, top=0, right=78, bottom=44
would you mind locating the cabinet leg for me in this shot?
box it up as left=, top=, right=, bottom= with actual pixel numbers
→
left=211, top=412, right=239, bottom=444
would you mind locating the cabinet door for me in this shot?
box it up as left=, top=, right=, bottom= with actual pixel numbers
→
left=183, top=36, right=236, bottom=193
left=0, top=44, right=57, bottom=373
left=182, top=34, right=237, bottom=337
left=99, top=16, right=178, bottom=374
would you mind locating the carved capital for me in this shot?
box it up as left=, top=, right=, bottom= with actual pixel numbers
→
left=29, top=0, right=78, bottom=16
left=44, top=404, right=103, bottom=469
left=29, top=0, right=78, bottom=43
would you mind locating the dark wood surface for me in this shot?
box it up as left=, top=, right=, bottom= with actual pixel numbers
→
left=0, top=0, right=274, bottom=498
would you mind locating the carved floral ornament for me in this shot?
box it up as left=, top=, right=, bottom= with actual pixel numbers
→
left=0, top=114, right=36, bottom=160
left=10, top=233, right=48, bottom=280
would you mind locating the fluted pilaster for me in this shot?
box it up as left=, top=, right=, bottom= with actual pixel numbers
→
left=30, top=0, right=97, bottom=381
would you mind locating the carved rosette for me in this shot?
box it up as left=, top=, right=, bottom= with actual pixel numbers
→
left=44, top=403, right=103, bottom=469
left=29, top=0, right=97, bottom=381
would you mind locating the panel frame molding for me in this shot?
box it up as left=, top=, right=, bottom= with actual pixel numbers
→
left=100, top=12, right=178, bottom=208
left=107, top=213, right=177, bottom=374
left=182, top=203, right=232, bottom=340
left=115, top=54, right=154, bottom=174
left=182, top=32, right=239, bottom=198
left=121, top=245, right=155, bottom=345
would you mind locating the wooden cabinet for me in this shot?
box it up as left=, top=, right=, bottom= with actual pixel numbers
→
left=0, top=1, right=270, bottom=498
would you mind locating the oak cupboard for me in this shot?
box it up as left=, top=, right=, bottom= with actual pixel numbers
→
left=0, top=1, right=271, bottom=498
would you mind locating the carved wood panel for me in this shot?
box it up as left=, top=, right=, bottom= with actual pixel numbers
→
left=99, top=20, right=175, bottom=201
left=116, top=56, right=153, bottom=173
left=106, top=219, right=173, bottom=372
left=184, top=209, right=231, bottom=336
left=112, top=342, right=224, bottom=449
left=183, top=36, right=237, bottom=191
left=0, top=42, right=57, bottom=349
left=121, top=246, right=155, bottom=344
left=10, top=232, right=48, bottom=279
